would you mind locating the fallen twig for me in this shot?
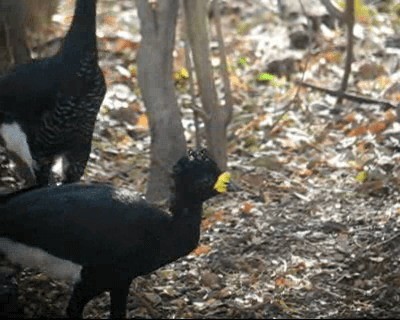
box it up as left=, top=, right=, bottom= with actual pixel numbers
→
left=186, top=104, right=210, bottom=121
left=296, top=80, right=397, bottom=109
left=371, top=232, right=400, bottom=249
left=320, top=0, right=344, bottom=22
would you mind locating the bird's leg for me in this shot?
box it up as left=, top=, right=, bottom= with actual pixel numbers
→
left=109, top=278, right=132, bottom=319
left=34, top=158, right=53, bottom=186
left=66, top=266, right=106, bottom=318
left=62, top=146, right=91, bottom=183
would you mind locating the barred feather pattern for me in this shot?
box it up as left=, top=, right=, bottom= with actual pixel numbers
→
left=31, top=53, right=106, bottom=184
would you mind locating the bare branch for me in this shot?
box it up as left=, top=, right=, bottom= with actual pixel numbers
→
left=320, top=0, right=344, bottom=22
left=182, top=0, right=202, bottom=148
left=337, top=0, right=354, bottom=105
left=211, top=0, right=233, bottom=128
left=296, top=80, right=397, bottom=109
left=183, top=0, right=228, bottom=169
left=2, top=19, right=13, bottom=65
left=186, top=104, right=210, bottom=121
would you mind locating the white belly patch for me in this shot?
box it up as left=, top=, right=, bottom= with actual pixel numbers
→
left=0, top=122, right=35, bottom=174
left=0, top=237, right=81, bottom=283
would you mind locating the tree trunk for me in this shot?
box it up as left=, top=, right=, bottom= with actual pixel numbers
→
left=136, top=0, right=187, bottom=203
left=25, top=0, right=59, bottom=32
left=0, top=0, right=59, bottom=74
left=0, top=0, right=30, bottom=73
left=183, top=0, right=229, bottom=170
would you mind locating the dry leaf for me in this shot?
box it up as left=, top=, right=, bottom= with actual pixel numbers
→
left=357, top=62, right=386, bottom=80
left=356, top=180, right=385, bottom=194
left=241, top=173, right=265, bottom=188
left=114, top=38, right=140, bottom=52
left=292, top=262, right=307, bottom=273
left=143, top=292, right=162, bottom=306
left=201, top=271, right=220, bottom=288
left=384, top=109, right=397, bottom=123
left=201, top=210, right=225, bottom=230
left=376, top=76, right=391, bottom=90
left=214, top=210, right=225, bottom=221
left=275, top=276, right=289, bottom=287
left=136, top=114, right=149, bottom=131
left=241, top=202, right=254, bottom=214
left=348, top=160, right=364, bottom=171
left=367, top=121, right=387, bottom=134
left=103, top=15, right=118, bottom=27
left=324, top=50, right=342, bottom=64
left=343, top=112, right=357, bottom=123
left=230, top=73, right=250, bottom=91
left=251, top=156, right=283, bottom=170
left=347, top=125, right=368, bottom=137
left=383, top=82, right=400, bottom=101
left=235, top=114, right=267, bottom=137
left=63, top=15, right=73, bottom=25
left=275, top=86, right=301, bottom=103
left=348, top=118, right=389, bottom=137
left=201, top=219, right=213, bottom=230
left=192, top=244, right=212, bottom=256
left=116, top=135, right=134, bottom=150
left=173, top=47, right=186, bottom=71
left=298, top=168, right=313, bottom=177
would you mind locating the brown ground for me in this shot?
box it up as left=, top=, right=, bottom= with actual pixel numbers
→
left=1, top=0, right=400, bottom=318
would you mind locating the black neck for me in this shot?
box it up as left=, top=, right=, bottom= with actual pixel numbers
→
left=62, top=0, right=98, bottom=53
left=170, top=191, right=204, bottom=216
left=165, top=194, right=204, bottom=257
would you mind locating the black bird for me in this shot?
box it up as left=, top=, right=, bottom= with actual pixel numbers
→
left=0, top=0, right=106, bottom=186
left=0, top=149, right=238, bottom=318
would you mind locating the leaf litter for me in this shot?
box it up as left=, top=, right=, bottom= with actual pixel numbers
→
left=0, top=0, right=400, bottom=318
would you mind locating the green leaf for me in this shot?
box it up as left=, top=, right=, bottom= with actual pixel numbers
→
left=238, top=57, right=248, bottom=67
left=257, top=72, right=276, bottom=82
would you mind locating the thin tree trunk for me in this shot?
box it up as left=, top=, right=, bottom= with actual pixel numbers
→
left=0, top=0, right=30, bottom=73
left=0, top=0, right=59, bottom=74
left=337, top=0, right=354, bottom=105
left=183, top=0, right=229, bottom=170
left=211, top=0, right=233, bottom=128
left=136, top=0, right=187, bottom=203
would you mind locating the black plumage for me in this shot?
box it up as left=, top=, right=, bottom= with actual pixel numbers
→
left=0, top=149, right=238, bottom=318
left=0, top=0, right=106, bottom=185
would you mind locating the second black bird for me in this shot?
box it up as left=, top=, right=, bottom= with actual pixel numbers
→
left=0, top=0, right=106, bottom=186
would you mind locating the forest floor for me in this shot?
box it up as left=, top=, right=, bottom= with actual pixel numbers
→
left=1, top=0, right=400, bottom=318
